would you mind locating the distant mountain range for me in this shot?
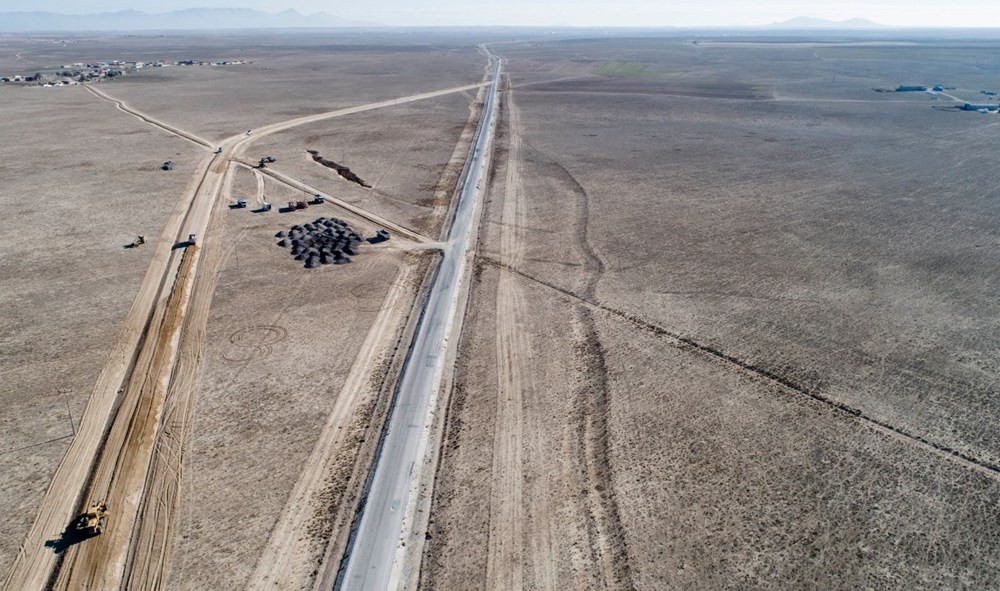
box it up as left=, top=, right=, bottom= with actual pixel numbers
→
left=0, top=8, right=379, bottom=32
left=765, top=17, right=889, bottom=30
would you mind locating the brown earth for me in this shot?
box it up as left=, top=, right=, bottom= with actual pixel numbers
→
left=422, top=38, right=1000, bottom=590
left=0, top=84, right=199, bottom=578
left=1, top=33, right=487, bottom=591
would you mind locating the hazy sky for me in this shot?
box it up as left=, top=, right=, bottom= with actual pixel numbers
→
left=11, top=1, right=1000, bottom=28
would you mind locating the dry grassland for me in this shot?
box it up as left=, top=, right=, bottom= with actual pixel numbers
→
left=168, top=167, right=435, bottom=589
left=0, top=32, right=486, bottom=589
left=0, top=85, right=199, bottom=575
left=423, top=38, right=1000, bottom=590
left=245, top=89, right=482, bottom=239
left=105, top=46, right=484, bottom=140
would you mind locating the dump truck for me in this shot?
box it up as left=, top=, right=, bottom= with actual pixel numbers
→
left=75, top=501, right=109, bottom=536
left=311, top=194, right=325, bottom=204
left=234, top=198, right=247, bottom=208
left=261, top=201, right=272, bottom=212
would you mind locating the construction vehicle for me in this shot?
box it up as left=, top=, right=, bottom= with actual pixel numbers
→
left=311, top=194, right=325, bottom=205
left=75, top=501, right=109, bottom=536
left=213, top=147, right=222, bottom=154
left=188, top=233, right=197, bottom=244
left=129, top=235, right=146, bottom=248
left=234, top=198, right=247, bottom=208
left=261, top=201, right=272, bottom=212
left=246, top=129, right=253, bottom=135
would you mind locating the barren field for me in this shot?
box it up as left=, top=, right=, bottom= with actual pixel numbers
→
left=1, top=31, right=486, bottom=590
left=0, top=85, right=200, bottom=576
left=6, top=28, right=1000, bottom=591
left=246, top=88, right=482, bottom=238
left=423, top=38, right=1000, bottom=589
left=167, top=166, right=436, bottom=589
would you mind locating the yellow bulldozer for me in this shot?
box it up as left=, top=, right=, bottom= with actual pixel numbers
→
left=75, top=501, right=109, bottom=536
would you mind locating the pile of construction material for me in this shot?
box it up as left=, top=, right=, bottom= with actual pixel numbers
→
left=275, top=216, right=362, bottom=269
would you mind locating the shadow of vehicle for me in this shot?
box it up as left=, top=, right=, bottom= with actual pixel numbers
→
left=44, top=517, right=97, bottom=554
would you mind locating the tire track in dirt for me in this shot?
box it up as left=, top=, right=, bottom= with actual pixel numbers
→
left=478, top=256, right=1000, bottom=483
left=245, top=257, right=420, bottom=591
left=485, top=83, right=529, bottom=591
left=531, top=148, right=633, bottom=591
left=51, top=242, right=201, bottom=591
left=252, top=168, right=265, bottom=207
left=85, top=86, right=214, bottom=149
left=121, top=164, right=235, bottom=590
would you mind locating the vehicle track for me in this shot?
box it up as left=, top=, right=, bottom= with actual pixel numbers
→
left=122, top=162, right=236, bottom=590
left=253, top=168, right=265, bottom=206
left=477, top=256, right=1000, bottom=483
left=84, top=86, right=214, bottom=149
left=246, top=164, right=432, bottom=244
left=529, top=145, right=633, bottom=589
left=5, top=82, right=495, bottom=591
left=245, top=258, right=421, bottom=591
left=485, top=83, right=529, bottom=591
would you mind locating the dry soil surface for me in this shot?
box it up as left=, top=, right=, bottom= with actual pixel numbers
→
left=422, top=39, right=1000, bottom=590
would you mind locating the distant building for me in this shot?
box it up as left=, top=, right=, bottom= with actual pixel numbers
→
left=896, top=85, right=928, bottom=92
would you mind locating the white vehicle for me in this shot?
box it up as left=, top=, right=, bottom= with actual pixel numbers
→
left=246, top=129, right=253, bottom=135
left=213, top=147, right=222, bottom=154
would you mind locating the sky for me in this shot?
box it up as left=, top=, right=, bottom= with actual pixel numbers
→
left=7, top=0, right=1000, bottom=28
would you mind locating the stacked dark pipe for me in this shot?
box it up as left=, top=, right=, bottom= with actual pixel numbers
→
left=275, top=216, right=362, bottom=269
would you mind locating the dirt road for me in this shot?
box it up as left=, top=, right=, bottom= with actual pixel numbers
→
left=251, top=165, right=433, bottom=243
left=4, top=81, right=491, bottom=591
left=85, top=86, right=214, bottom=149
left=486, top=81, right=530, bottom=591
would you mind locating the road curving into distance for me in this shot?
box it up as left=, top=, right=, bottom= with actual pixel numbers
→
left=335, top=45, right=503, bottom=591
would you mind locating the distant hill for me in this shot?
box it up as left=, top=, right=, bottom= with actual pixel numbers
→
left=766, top=17, right=889, bottom=29
left=0, top=8, right=379, bottom=32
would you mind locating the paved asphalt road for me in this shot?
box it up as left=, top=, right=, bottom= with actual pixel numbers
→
left=336, top=46, right=503, bottom=591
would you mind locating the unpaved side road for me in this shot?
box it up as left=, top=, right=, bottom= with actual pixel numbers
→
left=1, top=146, right=220, bottom=591
left=485, top=81, right=528, bottom=591
left=4, top=82, right=491, bottom=591
left=84, top=85, right=214, bottom=149
left=252, top=165, right=433, bottom=243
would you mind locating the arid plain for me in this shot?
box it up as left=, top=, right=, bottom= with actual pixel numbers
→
left=1, top=30, right=999, bottom=591
left=0, top=32, right=486, bottom=590
left=422, top=37, right=1000, bottom=590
